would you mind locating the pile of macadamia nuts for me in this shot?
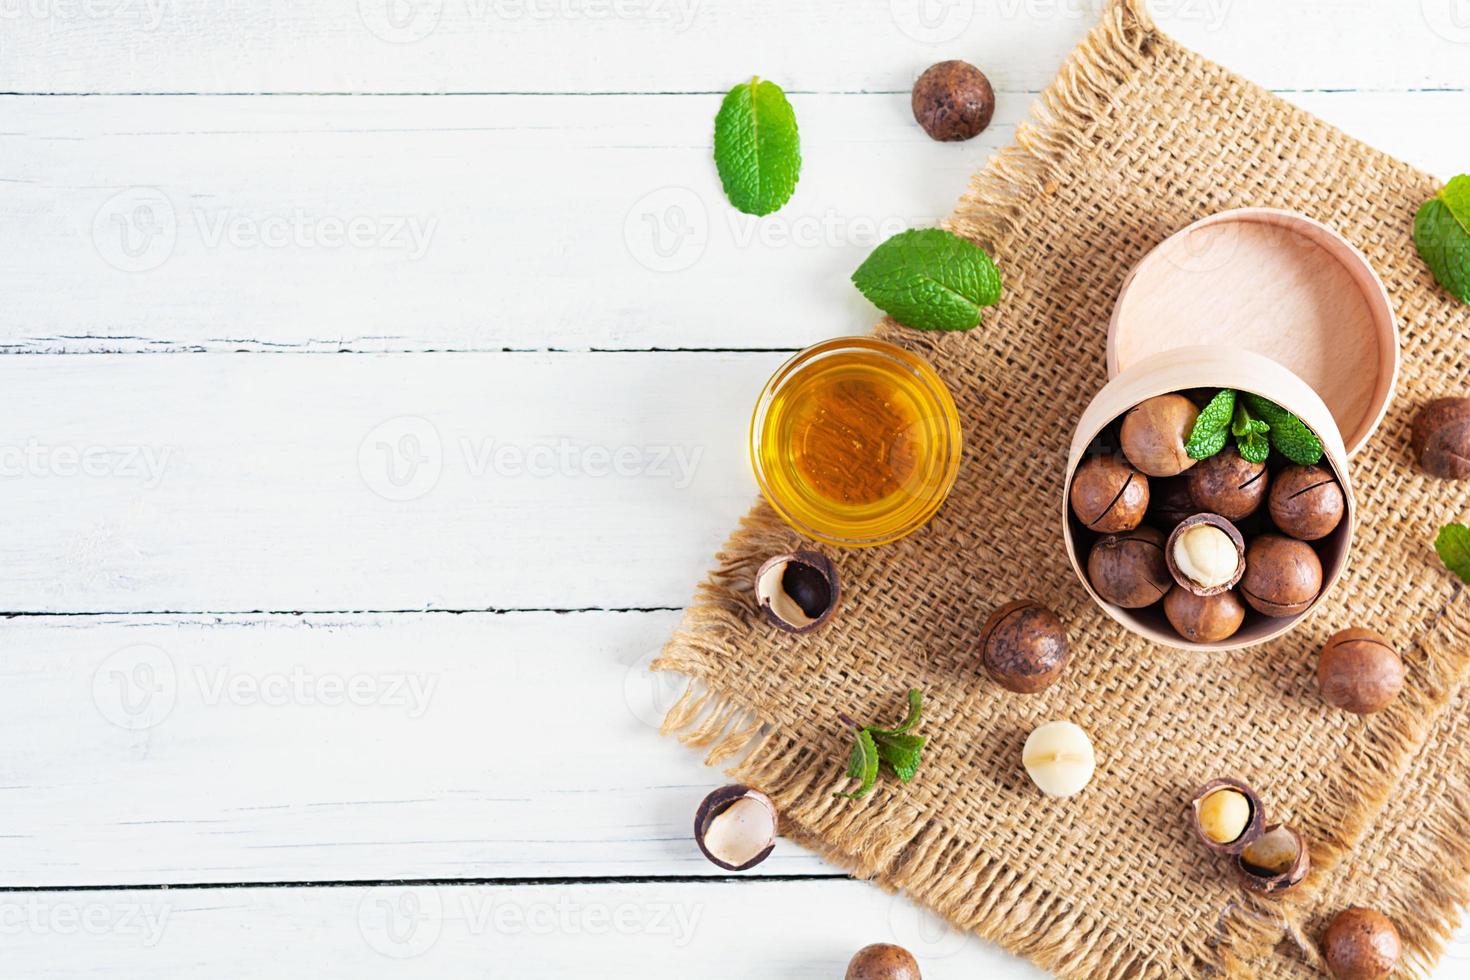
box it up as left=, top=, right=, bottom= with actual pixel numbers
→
left=1069, top=391, right=1347, bottom=645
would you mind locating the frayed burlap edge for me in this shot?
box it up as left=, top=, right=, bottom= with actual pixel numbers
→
left=653, top=1, right=1470, bottom=976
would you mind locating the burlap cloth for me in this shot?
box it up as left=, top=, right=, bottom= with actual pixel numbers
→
left=653, top=2, right=1470, bottom=975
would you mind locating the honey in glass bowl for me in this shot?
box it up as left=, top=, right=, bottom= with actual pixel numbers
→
left=750, top=337, right=963, bottom=547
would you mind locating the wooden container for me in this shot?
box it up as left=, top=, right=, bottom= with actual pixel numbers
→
left=1064, top=347, right=1354, bottom=650
left=1064, top=208, right=1396, bottom=650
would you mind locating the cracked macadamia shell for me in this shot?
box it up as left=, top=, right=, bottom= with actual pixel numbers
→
left=693, top=785, right=777, bottom=872
left=1237, top=824, right=1310, bottom=896
left=1322, top=907, right=1401, bottom=980
left=1411, top=396, right=1470, bottom=479
left=1318, top=628, right=1404, bottom=714
left=1190, top=778, right=1264, bottom=856
left=754, top=552, right=838, bottom=634
left=845, top=943, right=922, bottom=980
left=1070, top=454, right=1149, bottom=533
left=1166, top=514, right=1245, bottom=596
left=1187, top=447, right=1268, bottom=521
left=1268, top=464, right=1345, bottom=541
left=1087, top=526, right=1171, bottom=608
left=1240, top=534, right=1323, bottom=617
left=1120, top=394, right=1200, bottom=477
left=980, top=600, right=1070, bottom=693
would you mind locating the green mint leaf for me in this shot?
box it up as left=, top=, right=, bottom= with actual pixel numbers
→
left=1414, top=175, right=1470, bottom=306
left=873, top=733, right=925, bottom=783
left=1185, top=389, right=1235, bottom=459
left=851, top=228, right=1003, bottom=332
left=1241, top=393, right=1324, bottom=466
left=1436, top=524, right=1470, bottom=585
left=1232, top=403, right=1272, bottom=465
left=836, top=729, right=880, bottom=799
left=713, top=77, right=801, bottom=217
left=868, top=689, right=923, bottom=737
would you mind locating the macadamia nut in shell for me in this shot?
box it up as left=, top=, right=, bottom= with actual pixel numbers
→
left=1087, top=527, right=1171, bottom=608
left=1120, top=394, right=1200, bottom=477
left=1318, top=628, right=1404, bottom=715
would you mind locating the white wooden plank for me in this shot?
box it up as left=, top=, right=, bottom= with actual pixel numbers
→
left=0, top=352, right=774, bottom=612
left=0, top=610, right=839, bottom=885
left=0, top=880, right=1049, bottom=979
left=0, top=93, right=988, bottom=353
left=3, top=1, right=1470, bottom=95
left=4, top=91, right=1469, bottom=354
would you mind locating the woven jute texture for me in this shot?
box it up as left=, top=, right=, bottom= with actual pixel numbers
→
left=653, top=2, right=1470, bottom=975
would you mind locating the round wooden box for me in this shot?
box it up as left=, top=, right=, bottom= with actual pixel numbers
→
left=1064, top=209, right=1398, bottom=651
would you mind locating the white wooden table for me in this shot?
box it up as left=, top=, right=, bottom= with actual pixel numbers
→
left=4, top=2, right=1470, bottom=975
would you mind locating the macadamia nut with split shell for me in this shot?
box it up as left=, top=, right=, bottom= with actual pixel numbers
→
left=1190, top=778, right=1264, bottom=856
left=1240, top=534, right=1322, bottom=617
left=1269, top=464, right=1345, bottom=541
left=1318, top=628, right=1404, bottom=715
left=1237, top=824, right=1310, bottom=896
left=1070, top=454, right=1149, bottom=533
left=1087, top=526, right=1171, bottom=608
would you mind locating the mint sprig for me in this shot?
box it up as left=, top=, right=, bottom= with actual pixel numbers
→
left=1436, top=523, right=1470, bottom=585
left=1182, top=389, right=1323, bottom=465
left=713, top=77, right=801, bottom=217
left=834, top=689, right=927, bottom=799
left=1414, top=175, right=1470, bottom=307
left=851, top=228, right=1002, bottom=332
left=1186, top=389, right=1235, bottom=459
left=1232, top=402, right=1271, bottom=464
left=1240, top=393, right=1324, bottom=465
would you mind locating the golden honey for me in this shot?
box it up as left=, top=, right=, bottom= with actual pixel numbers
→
left=751, top=338, right=962, bottom=547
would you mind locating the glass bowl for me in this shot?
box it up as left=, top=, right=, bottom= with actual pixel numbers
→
left=749, top=337, right=962, bottom=547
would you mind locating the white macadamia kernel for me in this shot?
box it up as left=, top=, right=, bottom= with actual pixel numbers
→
left=1022, top=720, right=1096, bottom=797
left=1173, top=524, right=1238, bottom=588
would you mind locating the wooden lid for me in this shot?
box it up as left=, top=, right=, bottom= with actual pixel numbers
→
left=1108, top=208, right=1398, bottom=455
